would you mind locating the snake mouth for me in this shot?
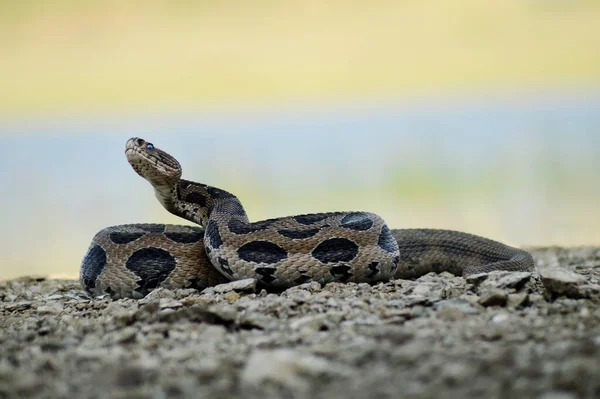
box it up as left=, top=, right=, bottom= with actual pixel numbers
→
left=124, top=137, right=150, bottom=161
left=125, top=137, right=140, bottom=154
left=124, top=146, right=141, bottom=162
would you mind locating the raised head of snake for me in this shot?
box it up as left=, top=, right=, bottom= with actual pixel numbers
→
left=124, top=137, right=401, bottom=287
left=125, top=137, right=246, bottom=228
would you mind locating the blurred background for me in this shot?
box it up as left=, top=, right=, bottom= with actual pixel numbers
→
left=1, top=1, right=599, bottom=279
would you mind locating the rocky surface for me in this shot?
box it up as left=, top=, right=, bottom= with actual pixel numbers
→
left=1, top=246, right=600, bottom=399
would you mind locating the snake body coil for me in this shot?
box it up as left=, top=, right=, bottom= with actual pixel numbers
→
left=80, top=138, right=534, bottom=299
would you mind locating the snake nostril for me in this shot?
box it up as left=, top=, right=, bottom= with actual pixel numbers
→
left=136, top=138, right=144, bottom=146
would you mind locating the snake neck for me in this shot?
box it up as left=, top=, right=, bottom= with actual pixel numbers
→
left=153, top=185, right=177, bottom=212
left=162, top=179, right=250, bottom=228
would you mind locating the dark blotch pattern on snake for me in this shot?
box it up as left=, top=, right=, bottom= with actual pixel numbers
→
left=80, top=138, right=534, bottom=299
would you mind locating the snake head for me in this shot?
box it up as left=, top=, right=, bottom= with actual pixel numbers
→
left=125, top=137, right=182, bottom=188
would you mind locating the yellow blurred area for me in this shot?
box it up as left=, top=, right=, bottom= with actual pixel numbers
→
left=1, top=0, right=599, bottom=116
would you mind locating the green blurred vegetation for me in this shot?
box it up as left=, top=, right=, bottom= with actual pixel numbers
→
left=1, top=0, right=599, bottom=117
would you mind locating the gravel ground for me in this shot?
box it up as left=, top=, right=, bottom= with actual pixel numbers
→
left=1, top=246, right=600, bottom=399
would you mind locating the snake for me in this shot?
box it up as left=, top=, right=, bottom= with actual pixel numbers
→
left=80, top=137, right=534, bottom=299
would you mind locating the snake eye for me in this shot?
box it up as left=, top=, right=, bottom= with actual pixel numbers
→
left=146, top=143, right=154, bottom=150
